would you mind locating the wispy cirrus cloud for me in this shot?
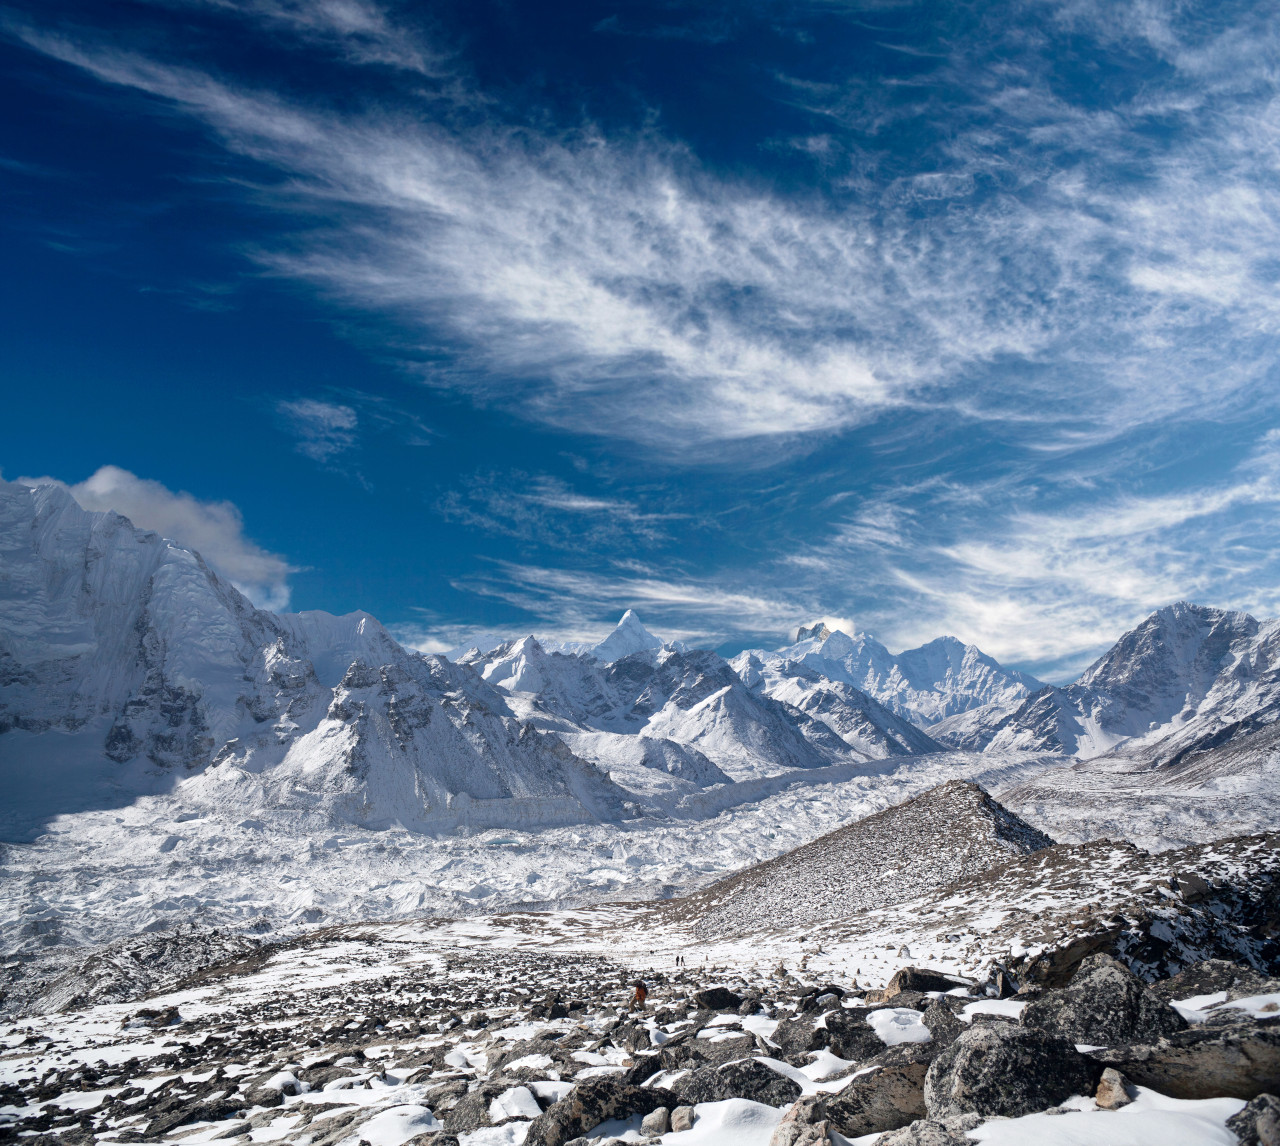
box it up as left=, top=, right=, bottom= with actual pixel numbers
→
left=276, top=397, right=359, bottom=462
left=10, top=0, right=1280, bottom=457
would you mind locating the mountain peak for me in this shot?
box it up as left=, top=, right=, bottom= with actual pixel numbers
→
left=592, top=610, right=663, bottom=663
left=794, top=621, right=832, bottom=643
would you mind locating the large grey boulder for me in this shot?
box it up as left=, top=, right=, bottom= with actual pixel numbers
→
left=924, top=1025, right=1099, bottom=1120
left=1227, top=1093, right=1280, bottom=1146
left=825, top=1060, right=928, bottom=1138
left=871, top=1120, right=970, bottom=1146
left=772, top=1014, right=826, bottom=1063
left=822, top=1010, right=889, bottom=1062
left=1093, top=1020, right=1280, bottom=1101
left=767, top=1096, right=830, bottom=1146
left=1151, top=960, right=1277, bottom=1003
left=523, top=1079, right=680, bottom=1146
left=1020, top=954, right=1186, bottom=1047
left=672, top=1058, right=802, bottom=1107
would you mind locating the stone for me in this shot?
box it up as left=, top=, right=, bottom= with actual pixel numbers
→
left=1227, top=1093, right=1280, bottom=1146
left=871, top=1119, right=970, bottom=1146
left=1020, top=954, right=1186, bottom=1047
left=772, top=1015, right=825, bottom=1063
left=524, top=1079, right=681, bottom=1146
left=673, top=1058, right=802, bottom=1106
left=671, top=1106, right=695, bottom=1132
left=693, top=987, right=744, bottom=1012
left=1094, top=1020, right=1280, bottom=1101
left=822, top=1010, right=887, bottom=1063
left=924, top=1025, right=1100, bottom=1120
left=1094, top=1067, right=1135, bottom=1110
left=640, top=1108, right=670, bottom=1136
left=825, top=1061, right=927, bottom=1137
left=919, top=1001, right=965, bottom=1050
left=864, top=969, right=968, bottom=1006
left=768, top=1095, right=830, bottom=1146
left=1151, top=960, right=1278, bottom=1003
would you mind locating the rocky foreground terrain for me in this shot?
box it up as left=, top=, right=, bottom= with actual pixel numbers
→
left=1, top=917, right=1277, bottom=1146
left=2, top=780, right=1278, bottom=1146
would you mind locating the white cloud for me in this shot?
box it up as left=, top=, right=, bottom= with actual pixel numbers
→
left=29, top=465, right=297, bottom=610
left=13, top=3, right=1280, bottom=454
left=277, top=398, right=359, bottom=461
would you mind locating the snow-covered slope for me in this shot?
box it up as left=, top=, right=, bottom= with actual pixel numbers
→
left=463, top=622, right=867, bottom=784
left=0, top=479, right=632, bottom=840
left=977, top=603, right=1280, bottom=763
left=735, top=625, right=1042, bottom=730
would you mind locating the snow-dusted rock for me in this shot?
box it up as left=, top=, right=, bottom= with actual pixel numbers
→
left=1019, top=953, right=1186, bottom=1047
left=922, top=1025, right=1099, bottom=1120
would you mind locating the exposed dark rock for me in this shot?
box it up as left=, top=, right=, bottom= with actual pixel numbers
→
left=825, top=1060, right=927, bottom=1137
left=919, top=1001, right=965, bottom=1049
left=672, top=1058, right=801, bottom=1106
left=923, top=1024, right=1100, bottom=1120
left=871, top=1120, right=971, bottom=1146
left=1152, top=960, right=1278, bottom=1003
left=1093, top=1019, right=1280, bottom=1100
left=865, top=969, right=969, bottom=1005
left=523, top=1079, right=680, bottom=1146
left=693, top=988, right=744, bottom=1012
left=1227, top=1093, right=1280, bottom=1146
left=772, top=1014, right=825, bottom=1063
left=1020, top=954, right=1187, bottom=1046
left=822, top=1010, right=887, bottom=1062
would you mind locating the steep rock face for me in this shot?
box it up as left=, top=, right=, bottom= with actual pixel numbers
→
left=666, top=780, right=1053, bottom=939
left=736, top=628, right=1042, bottom=730
left=981, top=603, right=1280, bottom=763
left=0, top=480, right=628, bottom=837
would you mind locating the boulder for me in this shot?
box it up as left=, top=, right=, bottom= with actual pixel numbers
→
left=1151, top=960, right=1275, bottom=1003
left=1020, top=954, right=1186, bottom=1047
left=693, top=987, right=744, bottom=1012
left=640, top=1107, right=670, bottom=1136
left=924, top=1025, right=1100, bottom=1120
left=772, top=1015, right=825, bottom=1063
left=919, top=1001, right=965, bottom=1050
left=864, top=969, right=967, bottom=1006
left=870, top=1120, right=970, bottom=1146
left=673, top=1058, right=802, bottom=1107
left=1227, top=1093, right=1280, bottom=1146
left=1094, top=1067, right=1135, bottom=1110
left=768, top=1096, right=830, bottom=1146
left=671, top=1106, right=696, bottom=1133
left=822, top=1010, right=887, bottom=1062
left=1093, top=1020, right=1280, bottom=1101
left=523, top=1079, right=681, bottom=1146
left=825, top=1062, right=927, bottom=1138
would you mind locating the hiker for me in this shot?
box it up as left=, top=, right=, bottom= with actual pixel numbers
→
left=631, top=979, right=648, bottom=1011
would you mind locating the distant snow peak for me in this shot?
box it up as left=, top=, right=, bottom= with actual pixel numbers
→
left=591, top=609, right=663, bottom=663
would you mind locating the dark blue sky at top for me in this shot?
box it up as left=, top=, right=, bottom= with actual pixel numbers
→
left=3, top=0, right=1280, bottom=680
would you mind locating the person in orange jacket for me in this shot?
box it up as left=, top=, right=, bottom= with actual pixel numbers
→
left=631, top=979, right=648, bottom=1011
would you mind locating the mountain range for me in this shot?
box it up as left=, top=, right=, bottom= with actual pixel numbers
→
left=3, top=476, right=1279, bottom=850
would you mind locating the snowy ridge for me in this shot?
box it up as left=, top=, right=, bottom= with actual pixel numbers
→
left=666, top=780, right=1053, bottom=939
left=960, top=603, right=1280, bottom=766
left=732, top=627, right=1043, bottom=731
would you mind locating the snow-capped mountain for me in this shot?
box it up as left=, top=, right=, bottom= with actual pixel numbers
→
left=0, top=480, right=631, bottom=839
left=0, top=480, right=929, bottom=844
left=461, top=622, right=868, bottom=785
left=730, top=625, right=1042, bottom=730
left=964, top=603, right=1280, bottom=763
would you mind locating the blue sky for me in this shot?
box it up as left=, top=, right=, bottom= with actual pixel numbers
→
left=4, top=0, right=1280, bottom=680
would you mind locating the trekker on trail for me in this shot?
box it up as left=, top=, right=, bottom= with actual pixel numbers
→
left=631, top=979, right=648, bottom=1011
